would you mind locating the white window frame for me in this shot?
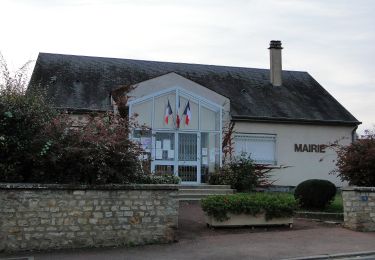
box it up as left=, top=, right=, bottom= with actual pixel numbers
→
left=128, top=87, right=223, bottom=184
left=234, top=133, right=277, bottom=165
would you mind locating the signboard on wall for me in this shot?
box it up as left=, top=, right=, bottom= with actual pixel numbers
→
left=294, top=144, right=326, bottom=153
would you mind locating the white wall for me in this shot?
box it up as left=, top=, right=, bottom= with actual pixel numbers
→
left=234, top=122, right=355, bottom=187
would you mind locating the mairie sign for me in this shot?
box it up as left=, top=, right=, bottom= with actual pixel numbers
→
left=294, top=144, right=326, bottom=153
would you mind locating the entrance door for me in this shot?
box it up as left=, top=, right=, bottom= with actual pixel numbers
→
left=151, top=131, right=201, bottom=184
left=178, top=133, right=200, bottom=184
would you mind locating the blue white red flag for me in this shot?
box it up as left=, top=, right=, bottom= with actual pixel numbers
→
left=183, top=101, right=191, bottom=125
left=164, top=100, right=173, bottom=124
left=176, top=97, right=181, bottom=128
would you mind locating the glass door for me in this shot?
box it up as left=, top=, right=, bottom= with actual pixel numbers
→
left=151, top=132, right=175, bottom=176
left=178, top=133, right=200, bottom=184
left=151, top=131, right=201, bottom=184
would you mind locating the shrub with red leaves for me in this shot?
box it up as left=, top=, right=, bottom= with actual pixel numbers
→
left=31, top=112, right=147, bottom=184
left=333, top=130, right=375, bottom=186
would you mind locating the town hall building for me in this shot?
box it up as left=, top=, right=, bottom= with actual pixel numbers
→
left=28, top=41, right=361, bottom=186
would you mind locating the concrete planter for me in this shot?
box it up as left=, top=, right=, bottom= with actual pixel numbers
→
left=342, top=186, right=375, bottom=232
left=205, top=213, right=293, bottom=228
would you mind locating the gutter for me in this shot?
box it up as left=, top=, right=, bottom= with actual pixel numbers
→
left=55, top=107, right=112, bottom=114
left=231, top=115, right=362, bottom=127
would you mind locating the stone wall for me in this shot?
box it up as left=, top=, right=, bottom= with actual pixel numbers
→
left=0, top=183, right=179, bottom=252
left=342, top=186, right=375, bottom=231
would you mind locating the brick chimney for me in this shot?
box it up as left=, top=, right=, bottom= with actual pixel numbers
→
left=269, top=40, right=283, bottom=86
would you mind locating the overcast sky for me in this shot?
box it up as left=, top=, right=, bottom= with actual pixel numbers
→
left=1, top=0, right=374, bottom=133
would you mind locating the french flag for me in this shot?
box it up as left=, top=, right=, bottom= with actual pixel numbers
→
left=176, top=97, right=181, bottom=128
left=183, top=101, right=191, bottom=125
left=165, top=100, right=173, bottom=124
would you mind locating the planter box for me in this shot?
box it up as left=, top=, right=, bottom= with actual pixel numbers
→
left=205, top=213, right=293, bottom=228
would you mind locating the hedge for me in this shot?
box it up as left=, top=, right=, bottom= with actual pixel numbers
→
left=294, top=179, right=336, bottom=209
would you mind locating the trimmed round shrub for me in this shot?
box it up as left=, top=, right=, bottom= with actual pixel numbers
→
left=294, top=179, right=336, bottom=209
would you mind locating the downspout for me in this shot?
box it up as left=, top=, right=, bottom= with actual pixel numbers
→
left=351, top=125, right=358, bottom=143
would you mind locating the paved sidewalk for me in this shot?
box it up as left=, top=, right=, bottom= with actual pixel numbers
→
left=2, top=201, right=375, bottom=260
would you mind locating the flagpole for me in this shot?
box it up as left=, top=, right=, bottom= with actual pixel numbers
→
left=171, top=109, right=176, bottom=129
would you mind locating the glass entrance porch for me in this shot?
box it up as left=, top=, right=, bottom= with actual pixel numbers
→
left=129, top=88, right=222, bottom=184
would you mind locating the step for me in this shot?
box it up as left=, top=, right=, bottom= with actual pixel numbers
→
left=177, top=188, right=234, bottom=201
left=178, top=192, right=233, bottom=201
left=178, top=184, right=231, bottom=190
left=177, top=184, right=235, bottom=201
left=179, top=188, right=234, bottom=195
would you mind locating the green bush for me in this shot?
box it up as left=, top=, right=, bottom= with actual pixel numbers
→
left=201, top=193, right=298, bottom=221
left=208, top=155, right=273, bottom=192
left=0, top=55, right=179, bottom=185
left=140, top=174, right=181, bottom=184
left=0, top=87, right=177, bottom=185
left=0, top=90, right=56, bottom=181
left=294, top=179, right=337, bottom=209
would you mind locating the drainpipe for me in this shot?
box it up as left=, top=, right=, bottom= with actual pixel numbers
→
left=351, top=125, right=358, bottom=142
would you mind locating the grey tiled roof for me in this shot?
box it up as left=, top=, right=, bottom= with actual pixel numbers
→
left=28, top=53, right=360, bottom=125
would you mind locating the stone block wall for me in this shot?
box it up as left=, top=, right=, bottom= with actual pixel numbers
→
left=342, top=186, right=375, bottom=231
left=0, top=183, right=179, bottom=252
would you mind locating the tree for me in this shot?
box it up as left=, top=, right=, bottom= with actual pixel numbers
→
left=0, top=53, right=56, bottom=181
left=0, top=53, right=178, bottom=184
left=0, top=52, right=32, bottom=94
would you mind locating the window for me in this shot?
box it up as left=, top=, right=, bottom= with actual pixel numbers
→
left=234, top=134, right=277, bottom=165
left=178, top=96, right=199, bottom=130
left=155, top=132, right=175, bottom=161
left=200, top=104, right=220, bottom=131
left=201, top=132, right=220, bottom=183
left=131, top=99, right=152, bottom=127
left=133, top=129, right=152, bottom=160
left=154, top=92, right=176, bottom=129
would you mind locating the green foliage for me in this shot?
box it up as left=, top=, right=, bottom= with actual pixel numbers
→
left=0, top=90, right=56, bottom=181
left=0, top=53, right=56, bottom=181
left=140, top=174, right=181, bottom=184
left=209, top=155, right=273, bottom=192
left=294, top=179, right=337, bottom=210
left=201, top=193, right=298, bottom=222
left=323, top=193, right=343, bottom=213
left=0, top=94, right=179, bottom=185
left=333, top=131, right=375, bottom=186
left=0, top=55, right=178, bottom=185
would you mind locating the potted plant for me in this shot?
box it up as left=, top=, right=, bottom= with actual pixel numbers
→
left=201, top=193, right=297, bottom=227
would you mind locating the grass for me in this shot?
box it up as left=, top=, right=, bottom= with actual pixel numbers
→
left=320, top=193, right=343, bottom=213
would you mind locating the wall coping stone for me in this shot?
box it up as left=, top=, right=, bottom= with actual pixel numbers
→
left=0, top=183, right=179, bottom=191
left=342, top=186, right=375, bottom=192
